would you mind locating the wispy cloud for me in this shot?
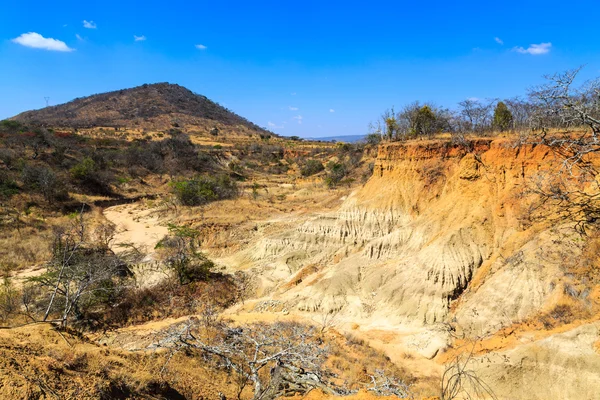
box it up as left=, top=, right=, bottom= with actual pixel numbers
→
left=83, top=20, right=97, bottom=29
left=134, top=35, right=146, bottom=42
left=329, top=109, right=335, bottom=113
left=288, top=106, right=298, bottom=111
left=467, top=97, right=480, bottom=102
left=75, top=34, right=84, bottom=41
left=513, top=42, right=551, bottom=55
left=494, top=37, right=504, bottom=45
left=195, top=44, right=207, bottom=50
left=12, top=32, right=74, bottom=52
left=293, top=115, right=303, bottom=124
left=268, top=121, right=284, bottom=129
left=291, top=92, right=296, bottom=96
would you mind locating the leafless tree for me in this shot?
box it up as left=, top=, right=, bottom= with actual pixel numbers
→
left=524, top=67, right=600, bottom=233
left=28, top=214, right=132, bottom=329
left=528, top=66, right=600, bottom=168
left=311, top=308, right=341, bottom=333
left=504, top=96, right=535, bottom=131
left=458, top=98, right=497, bottom=133
left=440, top=342, right=497, bottom=400
left=368, top=369, right=413, bottom=398
left=155, top=318, right=334, bottom=400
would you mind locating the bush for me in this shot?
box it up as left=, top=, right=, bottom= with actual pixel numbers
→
left=70, top=157, right=96, bottom=180
left=301, top=159, right=325, bottom=177
left=364, top=133, right=382, bottom=146
left=325, top=161, right=347, bottom=188
left=156, top=224, right=214, bottom=285
left=21, top=165, right=67, bottom=202
left=171, top=174, right=238, bottom=206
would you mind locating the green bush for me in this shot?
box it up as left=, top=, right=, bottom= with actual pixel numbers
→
left=156, top=224, right=214, bottom=285
left=171, top=174, right=238, bottom=206
left=0, top=179, right=19, bottom=199
left=301, top=159, right=325, bottom=177
left=325, top=161, right=347, bottom=188
left=70, top=157, right=96, bottom=180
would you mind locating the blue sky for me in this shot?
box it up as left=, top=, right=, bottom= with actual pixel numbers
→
left=2, top=0, right=600, bottom=138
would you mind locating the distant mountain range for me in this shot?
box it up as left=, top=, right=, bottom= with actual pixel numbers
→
left=11, top=83, right=271, bottom=135
left=306, top=134, right=367, bottom=143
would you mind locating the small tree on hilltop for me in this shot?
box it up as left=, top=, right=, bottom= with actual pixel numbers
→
left=493, top=101, right=513, bottom=132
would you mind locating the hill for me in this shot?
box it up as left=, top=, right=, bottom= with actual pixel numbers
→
left=11, top=83, right=271, bottom=134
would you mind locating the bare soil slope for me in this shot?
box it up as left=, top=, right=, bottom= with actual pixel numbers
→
left=217, top=137, right=600, bottom=399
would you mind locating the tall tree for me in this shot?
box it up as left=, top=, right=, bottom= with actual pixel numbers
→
left=493, top=101, right=513, bottom=131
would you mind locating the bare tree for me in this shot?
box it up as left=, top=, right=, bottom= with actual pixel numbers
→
left=311, top=308, right=341, bottom=333
left=525, top=67, right=600, bottom=233
left=458, top=98, right=496, bottom=134
left=155, top=318, right=334, bottom=400
left=528, top=66, right=600, bottom=169
left=28, top=214, right=132, bottom=329
left=440, top=343, right=497, bottom=400
left=504, top=96, right=535, bottom=130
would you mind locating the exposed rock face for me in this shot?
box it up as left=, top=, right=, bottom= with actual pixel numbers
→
left=473, top=322, right=600, bottom=399
left=238, top=139, right=574, bottom=332
left=223, top=137, right=600, bottom=399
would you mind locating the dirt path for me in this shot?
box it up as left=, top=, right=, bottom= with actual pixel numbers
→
left=103, top=202, right=171, bottom=287
left=103, top=202, right=169, bottom=255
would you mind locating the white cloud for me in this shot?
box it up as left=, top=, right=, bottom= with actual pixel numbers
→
left=83, top=20, right=97, bottom=29
left=268, top=121, right=284, bottom=129
left=195, top=44, right=207, bottom=50
left=467, top=97, right=480, bottom=102
left=514, top=42, right=551, bottom=55
left=288, top=106, right=298, bottom=111
left=75, top=34, right=84, bottom=41
left=293, top=115, right=303, bottom=124
left=134, top=35, right=146, bottom=42
left=494, top=37, right=504, bottom=45
left=329, top=109, right=335, bottom=113
left=12, top=32, right=74, bottom=52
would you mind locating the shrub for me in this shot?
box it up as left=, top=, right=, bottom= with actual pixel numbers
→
left=21, top=165, right=67, bottom=202
left=0, top=181, right=19, bottom=199
left=170, top=174, right=238, bottom=206
left=156, top=224, right=214, bottom=285
left=301, top=159, right=325, bottom=177
left=325, top=161, right=347, bottom=188
left=364, top=133, right=382, bottom=146
left=70, top=157, right=96, bottom=180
